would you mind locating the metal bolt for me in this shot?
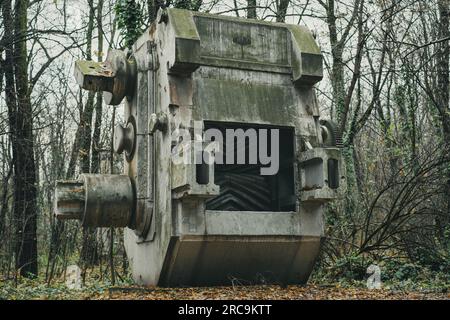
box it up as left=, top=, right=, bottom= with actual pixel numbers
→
left=114, top=122, right=135, bottom=155
left=149, top=112, right=168, bottom=134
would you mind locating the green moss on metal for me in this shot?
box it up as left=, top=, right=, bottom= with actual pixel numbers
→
left=168, top=8, right=200, bottom=40
left=287, top=25, right=323, bottom=85
left=287, top=25, right=320, bottom=54
left=166, top=8, right=323, bottom=84
left=75, top=60, right=114, bottom=76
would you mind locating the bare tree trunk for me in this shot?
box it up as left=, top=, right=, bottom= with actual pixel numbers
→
left=91, top=0, right=104, bottom=175
left=321, top=0, right=362, bottom=133
left=4, top=0, right=39, bottom=277
left=436, top=0, right=450, bottom=234
left=0, top=164, right=13, bottom=243
left=147, top=0, right=160, bottom=24
left=79, top=0, right=98, bottom=269
left=324, top=0, right=345, bottom=125
left=321, top=0, right=364, bottom=222
left=247, top=0, right=256, bottom=19
left=276, top=0, right=290, bottom=22
left=66, top=91, right=84, bottom=179
left=1, top=5, right=16, bottom=255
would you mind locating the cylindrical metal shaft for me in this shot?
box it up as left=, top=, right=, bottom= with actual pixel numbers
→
left=54, top=174, right=134, bottom=228
left=54, top=180, right=85, bottom=220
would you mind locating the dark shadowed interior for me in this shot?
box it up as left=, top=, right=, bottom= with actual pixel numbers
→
left=202, top=121, right=296, bottom=212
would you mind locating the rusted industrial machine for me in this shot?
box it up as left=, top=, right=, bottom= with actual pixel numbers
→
left=54, top=8, right=345, bottom=286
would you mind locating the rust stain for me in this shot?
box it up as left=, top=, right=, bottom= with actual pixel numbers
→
left=149, top=24, right=157, bottom=37
left=169, top=80, right=180, bottom=106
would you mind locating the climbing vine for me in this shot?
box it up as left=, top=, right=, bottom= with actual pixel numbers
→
left=172, top=0, right=203, bottom=11
left=115, top=0, right=144, bottom=49
left=114, top=1, right=203, bottom=48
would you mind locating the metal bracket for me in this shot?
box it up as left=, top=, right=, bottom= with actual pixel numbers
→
left=299, top=147, right=345, bottom=203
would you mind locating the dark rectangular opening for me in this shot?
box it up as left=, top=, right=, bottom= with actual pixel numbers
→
left=204, top=121, right=295, bottom=212
left=196, top=151, right=210, bottom=185
left=327, top=158, right=339, bottom=189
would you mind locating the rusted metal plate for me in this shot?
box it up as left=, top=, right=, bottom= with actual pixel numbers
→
left=74, top=50, right=137, bottom=105
left=74, top=60, right=115, bottom=92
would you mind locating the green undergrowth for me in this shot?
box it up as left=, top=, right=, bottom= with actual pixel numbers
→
left=0, top=270, right=134, bottom=300
left=1, top=256, right=448, bottom=300
left=311, top=253, right=450, bottom=293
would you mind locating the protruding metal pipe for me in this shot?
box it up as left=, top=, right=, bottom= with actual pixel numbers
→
left=54, top=174, right=134, bottom=228
left=54, top=180, right=85, bottom=220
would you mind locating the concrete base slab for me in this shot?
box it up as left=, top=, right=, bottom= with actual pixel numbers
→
left=159, top=235, right=321, bottom=287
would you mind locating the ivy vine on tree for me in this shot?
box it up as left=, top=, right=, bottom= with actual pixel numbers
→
left=115, top=0, right=144, bottom=49
left=115, top=0, right=203, bottom=48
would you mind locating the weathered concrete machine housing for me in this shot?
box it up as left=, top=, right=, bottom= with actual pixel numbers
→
left=54, top=8, right=345, bottom=286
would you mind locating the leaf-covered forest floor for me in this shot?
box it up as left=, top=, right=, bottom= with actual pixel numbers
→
left=1, top=278, right=449, bottom=300
left=91, top=284, right=450, bottom=300
left=2, top=258, right=449, bottom=300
